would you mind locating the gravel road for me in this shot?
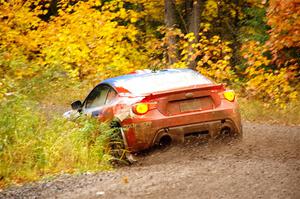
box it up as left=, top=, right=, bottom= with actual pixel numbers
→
left=1, top=122, right=300, bottom=199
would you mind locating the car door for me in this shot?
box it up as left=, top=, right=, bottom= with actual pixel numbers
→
left=83, top=84, right=117, bottom=118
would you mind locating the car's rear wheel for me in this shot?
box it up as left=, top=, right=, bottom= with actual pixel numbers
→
left=219, top=125, right=243, bottom=141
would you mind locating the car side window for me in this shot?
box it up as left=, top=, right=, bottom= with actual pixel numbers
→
left=85, top=85, right=110, bottom=109
left=106, top=89, right=117, bottom=105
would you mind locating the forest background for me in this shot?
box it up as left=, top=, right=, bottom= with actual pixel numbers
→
left=0, top=0, right=299, bottom=188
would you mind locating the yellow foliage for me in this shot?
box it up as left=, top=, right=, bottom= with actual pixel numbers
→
left=0, top=0, right=44, bottom=79
left=203, top=0, right=218, bottom=21
left=39, top=2, right=148, bottom=80
left=175, top=32, right=236, bottom=83
left=128, top=0, right=164, bottom=21
left=0, top=0, right=155, bottom=83
left=241, top=41, right=298, bottom=106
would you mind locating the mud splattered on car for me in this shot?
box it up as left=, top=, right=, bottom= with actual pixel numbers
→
left=64, top=69, right=242, bottom=156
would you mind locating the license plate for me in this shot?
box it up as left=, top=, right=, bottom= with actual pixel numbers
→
left=180, top=99, right=201, bottom=112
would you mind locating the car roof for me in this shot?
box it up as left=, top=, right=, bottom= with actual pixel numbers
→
left=100, top=68, right=196, bottom=93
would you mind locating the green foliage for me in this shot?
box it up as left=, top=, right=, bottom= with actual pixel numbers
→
left=239, top=6, right=270, bottom=43
left=0, top=95, right=114, bottom=188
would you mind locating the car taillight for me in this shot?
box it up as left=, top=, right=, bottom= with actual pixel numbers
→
left=132, top=102, right=157, bottom=115
left=223, top=90, right=235, bottom=102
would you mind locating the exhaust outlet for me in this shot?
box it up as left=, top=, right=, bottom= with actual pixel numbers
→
left=220, top=126, right=231, bottom=135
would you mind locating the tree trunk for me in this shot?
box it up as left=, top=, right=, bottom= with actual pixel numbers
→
left=49, top=0, right=58, bottom=16
left=164, top=0, right=178, bottom=65
left=184, top=0, right=193, bottom=31
left=231, top=0, right=241, bottom=67
left=187, top=0, right=206, bottom=69
left=188, top=0, right=202, bottom=42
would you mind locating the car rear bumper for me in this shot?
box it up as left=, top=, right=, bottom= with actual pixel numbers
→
left=154, top=118, right=240, bottom=144
left=122, top=102, right=242, bottom=152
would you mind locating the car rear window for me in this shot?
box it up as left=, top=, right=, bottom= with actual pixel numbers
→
left=113, top=70, right=212, bottom=95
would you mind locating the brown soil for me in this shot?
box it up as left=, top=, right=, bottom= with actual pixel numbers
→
left=1, top=122, right=300, bottom=199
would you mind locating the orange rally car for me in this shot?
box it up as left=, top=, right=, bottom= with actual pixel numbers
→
left=65, top=69, right=242, bottom=155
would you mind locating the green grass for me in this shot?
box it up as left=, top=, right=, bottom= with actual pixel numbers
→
left=0, top=74, right=117, bottom=188
left=239, top=98, right=300, bottom=125
left=0, top=95, right=114, bottom=188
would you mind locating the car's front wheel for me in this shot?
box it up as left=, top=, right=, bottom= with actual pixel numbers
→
left=109, top=121, right=136, bottom=165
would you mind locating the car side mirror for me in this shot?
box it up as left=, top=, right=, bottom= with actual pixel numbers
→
left=71, top=100, right=82, bottom=110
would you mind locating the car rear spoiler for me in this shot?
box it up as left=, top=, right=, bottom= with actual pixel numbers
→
left=118, top=84, right=225, bottom=99
left=142, top=84, right=225, bottom=99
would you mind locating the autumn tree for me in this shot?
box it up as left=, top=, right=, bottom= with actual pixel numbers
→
left=164, top=0, right=207, bottom=68
left=266, top=0, right=300, bottom=73
left=162, top=0, right=246, bottom=68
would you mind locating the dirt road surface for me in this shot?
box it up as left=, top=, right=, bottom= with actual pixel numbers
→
left=1, top=122, right=300, bottom=199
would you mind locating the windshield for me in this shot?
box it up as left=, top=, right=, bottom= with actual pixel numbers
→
left=113, top=70, right=212, bottom=95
